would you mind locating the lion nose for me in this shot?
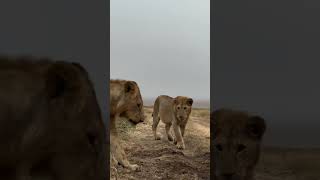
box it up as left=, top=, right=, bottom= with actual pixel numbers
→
left=222, top=173, right=235, bottom=179
left=140, top=115, right=145, bottom=122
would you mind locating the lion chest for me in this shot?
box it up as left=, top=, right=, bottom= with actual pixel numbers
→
left=158, top=107, right=175, bottom=124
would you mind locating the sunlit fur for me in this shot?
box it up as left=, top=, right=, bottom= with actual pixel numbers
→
left=152, top=95, right=193, bottom=150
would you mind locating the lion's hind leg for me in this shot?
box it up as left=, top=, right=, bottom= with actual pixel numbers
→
left=152, top=113, right=161, bottom=140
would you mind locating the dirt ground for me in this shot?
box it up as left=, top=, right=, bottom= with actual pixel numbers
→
left=255, top=148, right=320, bottom=180
left=111, top=106, right=320, bottom=180
left=113, top=106, right=210, bottom=180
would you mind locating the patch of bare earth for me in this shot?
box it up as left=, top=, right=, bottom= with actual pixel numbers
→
left=255, top=147, right=320, bottom=180
left=114, top=107, right=210, bottom=180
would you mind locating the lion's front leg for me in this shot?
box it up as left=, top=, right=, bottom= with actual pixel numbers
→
left=116, top=146, right=140, bottom=171
left=180, top=123, right=187, bottom=137
left=172, top=122, right=185, bottom=149
left=111, top=138, right=140, bottom=171
left=110, top=152, right=118, bottom=180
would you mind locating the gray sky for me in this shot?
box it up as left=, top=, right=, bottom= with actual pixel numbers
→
left=0, top=1, right=108, bottom=123
left=110, top=0, right=210, bottom=100
left=213, top=0, right=320, bottom=147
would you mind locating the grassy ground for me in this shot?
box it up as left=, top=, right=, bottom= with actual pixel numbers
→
left=256, top=147, right=320, bottom=180
left=112, top=106, right=210, bottom=180
left=112, top=106, right=320, bottom=180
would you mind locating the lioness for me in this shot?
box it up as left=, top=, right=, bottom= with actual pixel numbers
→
left=211, top=108, right=266, bottom=180
left=110, top=79, right=144, bottom=171
left=0, top=55, right=107, bottom=180
left=152, top=95, right=193, bottom=150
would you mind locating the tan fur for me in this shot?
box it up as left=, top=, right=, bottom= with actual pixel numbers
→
left=109, top=79, right=144, bottom=171
left=152, top=95, right=193, bottom=150
left=211, top=109, right=266, bottom=180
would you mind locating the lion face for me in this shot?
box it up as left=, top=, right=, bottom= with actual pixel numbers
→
left=118, top=81, right=145, bottom=124
left=173, top=96, right=193, bottom=122
left=211, top=109, right=266, bottom=180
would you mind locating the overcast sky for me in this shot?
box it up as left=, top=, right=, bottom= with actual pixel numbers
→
left=213, top=0, right=320, bottom=147
left=0, top=1, right=108, bottom=123
left=110, top=0, right=210, bottom=100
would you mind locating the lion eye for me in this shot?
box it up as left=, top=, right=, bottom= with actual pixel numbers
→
left=177, top=107, right=180, bottom=110
left=215, top=144, right=223, bottom=151
left=184, top=107, right=187, bottom=110
left=237, top=144, right=246, bottom=152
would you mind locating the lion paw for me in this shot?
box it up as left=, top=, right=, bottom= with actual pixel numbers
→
left=173, top=138, right=177, bottom=145
left=155, top=135, right=161, bottom=140
left=129, top=164, right=141, bottom=172
left=110, top=166, right=118, bottom=180
left=176, top=142, right=185, bottom=149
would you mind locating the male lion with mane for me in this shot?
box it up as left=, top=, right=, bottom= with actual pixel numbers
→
left=152, top=95, right=193, bottom=150
left=211, top=108, right=266, bottom=180
left=110, top=79, right=144, bottom=172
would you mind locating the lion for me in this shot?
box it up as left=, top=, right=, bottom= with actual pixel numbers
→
left=152, top=95, right=193, bottom=150
left=0, top=55, right=107, bottom=180
left=211, top=108, right=266, bottom=180
left=109, top=79, right=144, bottom=171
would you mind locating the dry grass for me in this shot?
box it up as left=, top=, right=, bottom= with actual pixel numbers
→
left=191, top=108, right=210, bottom=118
left=116, top=117, right=136, bottom=140
left=256, top=147, right=320, bottom=180
left=285, top=149, right=320, bottom=180
left=114, top=107, right=320, bottom=180
left=113, top=106, right=210, bottom=180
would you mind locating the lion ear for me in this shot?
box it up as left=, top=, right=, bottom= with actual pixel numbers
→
left=45, top=62, right=83, bottom=99
left=246, top=115, right=266, bottom=139
left=186, top=98, right=193, bottom=106
left=173, top=98, right=177, bottom=104
left=124, top=81, right=136, bottom=94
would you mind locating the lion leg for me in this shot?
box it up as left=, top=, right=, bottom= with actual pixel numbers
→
left=117, top=146, right=140, bottom=171
left=152, top=115, right=161, bottom=140
left=165, top=123, right=173, bottom=141
left=110, top=166, right=118, bottom=180
left=180, top=124, right=186, bottom=137
left=172, top=123, right=185, bottom=149
left=112, top=139, right=140, bottom=171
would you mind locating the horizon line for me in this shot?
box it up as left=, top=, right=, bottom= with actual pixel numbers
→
left=142, top=97, right=210, bottom=100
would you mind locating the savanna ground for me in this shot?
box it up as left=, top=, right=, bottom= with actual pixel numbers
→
left=113, top=106, right=210, bottom=180
left=112, top=106, right=320, bottom=180
left=256, top=147, right=320, bottom=180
